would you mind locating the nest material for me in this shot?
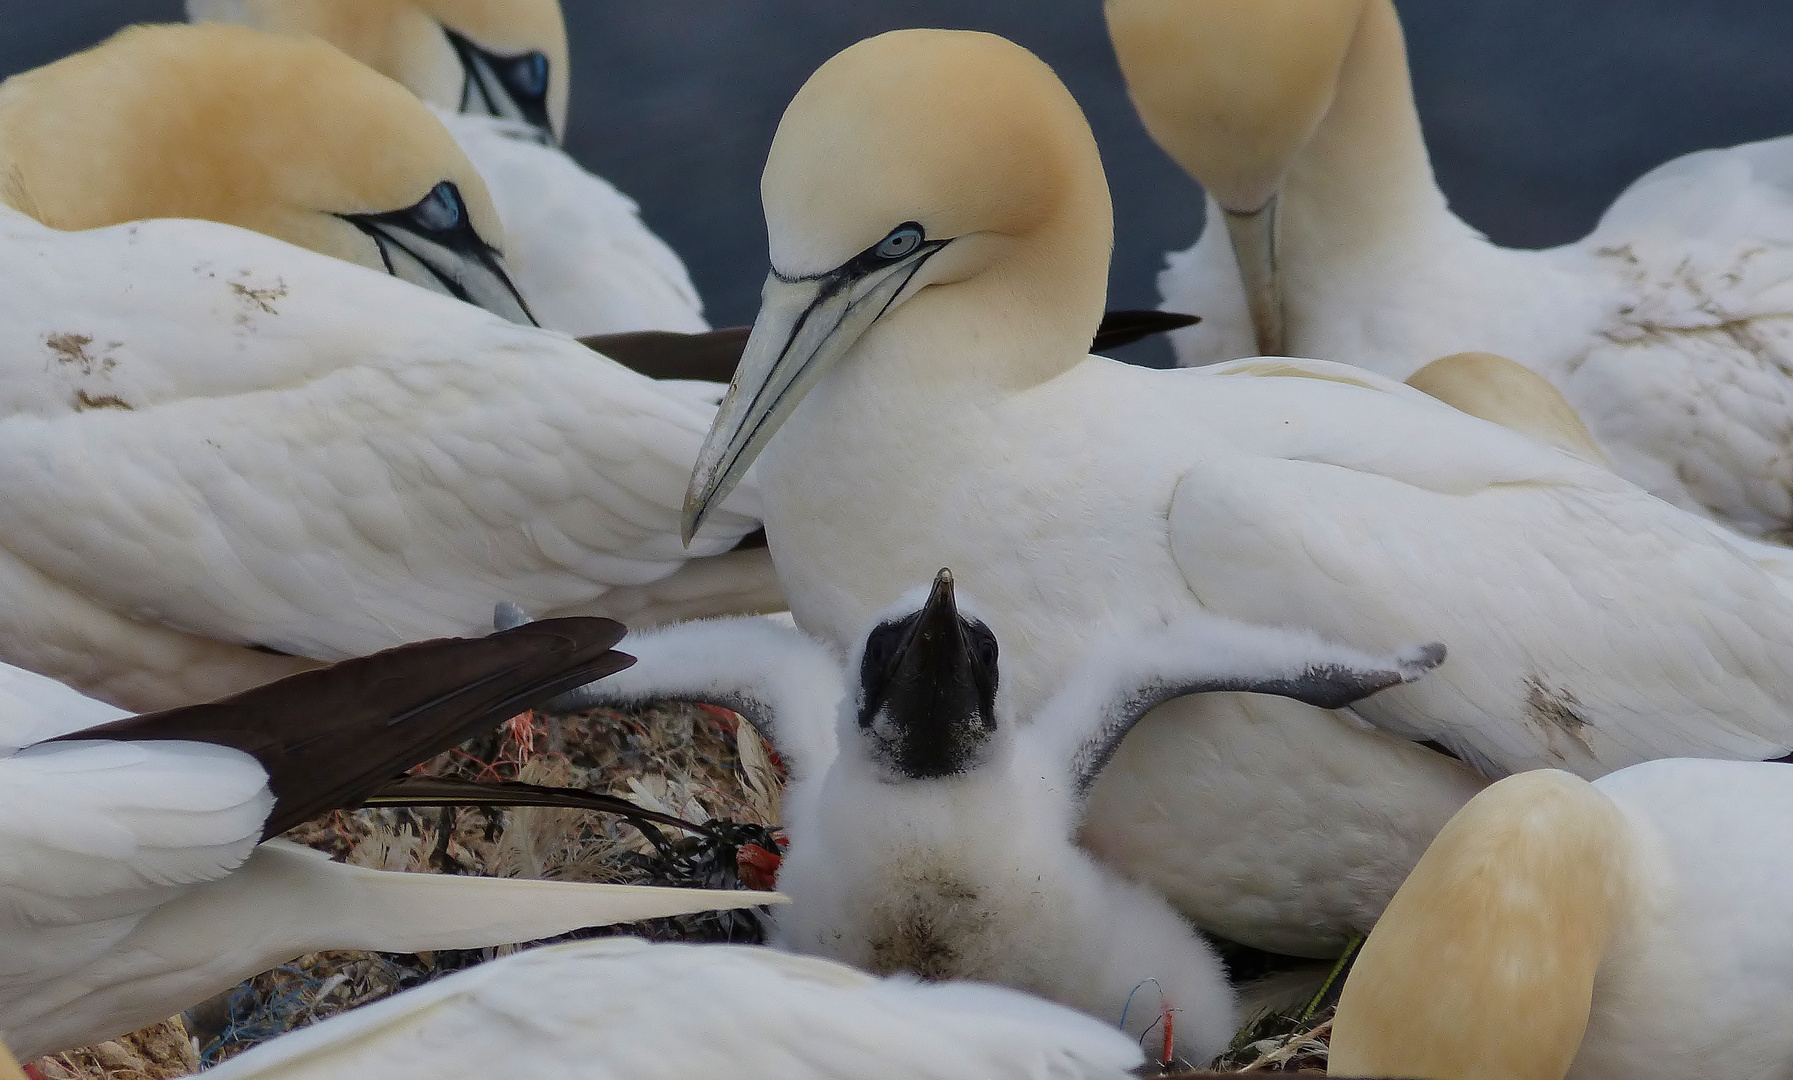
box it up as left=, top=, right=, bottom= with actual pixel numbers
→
left=33, top=699, right=783, bottom=1077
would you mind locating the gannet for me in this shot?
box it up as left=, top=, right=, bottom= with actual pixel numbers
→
left=678, top=28, right=1793, bottom=955
left=0, top=621, right=778, bottom=1060
left=1329, top=760, right=1793, bottom=1080
left=192, top=937, right=1144, bottom=1080
left=1106, top=0, right=1793, bottom=540
left=0, top=182, right=782, bottom=711
left=0, top=23, right=534, bottom=326
left=544, top=570, right=1443, bottom=1056
left=188, top=0, right=710, bottom=336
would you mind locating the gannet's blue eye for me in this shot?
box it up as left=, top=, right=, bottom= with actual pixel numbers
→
left=410, top=181, right=464, bottom=233
left=876, top=224, right=924, bottom=260
left=505, top=52, right=549, bottom=98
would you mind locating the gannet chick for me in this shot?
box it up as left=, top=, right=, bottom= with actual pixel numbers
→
left=0, top=621, right=779, bottom=1059
left=0, top=23, right=534, bottom=325
left=1106, top=0, right=1793, bottom=539
left=778, top=571, right=1444, bottom=1063
left=548, top=572, right=1445, bottom=1059
left=194, top=938, right=1145, bottom=1080
left=1329, top=759, right=1793, bottom=1080
left=188, top=0, right=710, bottom=336
left=677, top=28, right=1793, bottom=954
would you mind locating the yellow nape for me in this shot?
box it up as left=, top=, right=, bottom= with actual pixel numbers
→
left=190, top=0, right=569, bottom=140
left=0, top=1037, right=24, bottom=1080
left=1329, top=770, right=1632, bottom=1080
left=1407, top=352, right=1611, bottom=466
left=1104, top=0, right=1366, bottom=212
left=0, top=22, right=506, bottom=272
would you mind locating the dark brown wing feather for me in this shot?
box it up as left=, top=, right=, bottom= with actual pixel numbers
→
left=577, top=327, right=752, bottom=383
left=1089, top=309, right=1201, bottom=353
left=51, top=619, right=635, bottom=838
left=581, top=310, right=1203, bottom=383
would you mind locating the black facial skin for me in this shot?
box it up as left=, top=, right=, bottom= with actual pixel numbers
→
left=444, top=27, right=554, bottom=141
left=858, top=571, right=1001, bottom=780
left=338, top=180, right=538, bottom=324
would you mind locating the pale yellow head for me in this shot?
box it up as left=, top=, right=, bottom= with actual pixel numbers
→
left=1104, top=0, right=1366, bottom=213
left=1329, top=769, right=1633, bottom=1080
left=189, top=0, right=569, bottom=142
left=0, top=23, right=535, bottom=323
left=0, top=1037, right=24, bottom=1080
left=684, top=30, right=1115, bottom=540
left=1407, top=353, right=1611, bottom=466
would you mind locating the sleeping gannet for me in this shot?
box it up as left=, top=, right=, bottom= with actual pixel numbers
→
left=0, top=176, right=778, bottom=711
left=0, top=24, right=534, bottom=326
left=539, top=570, right=1444, bottom=1056
left=188, top=0, right=709, bottom=336
left=194, top=937, right=1145, bottom=1080
left=0, top=620, right=778, bottom=1060
left=1329, top=760, right=1793, bottom=1080
left=1106, top=0, right=1793, bottom=540
left=678, top=28, right=1793, bottom=955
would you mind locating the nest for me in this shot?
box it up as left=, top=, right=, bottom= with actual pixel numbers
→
left=30, top=699, right=782, bottom=1078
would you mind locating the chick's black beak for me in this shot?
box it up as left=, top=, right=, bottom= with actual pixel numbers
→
left=859, top=569, right=1000, bottom=780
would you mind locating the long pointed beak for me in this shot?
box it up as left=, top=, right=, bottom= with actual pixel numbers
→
left=682, top=244, right=944, bottom=543
left=357, top=218, right=538, bottom=327
left=1222, top=193, right=1284, bottom=356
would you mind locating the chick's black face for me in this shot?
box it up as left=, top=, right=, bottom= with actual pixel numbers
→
left=857, top=571, right=1000, bottom=781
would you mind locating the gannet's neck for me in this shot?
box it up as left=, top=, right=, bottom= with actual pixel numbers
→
left=1329, top=770, right=1636, bottom=1080
left=1281, top=0, right=1452, bottom=254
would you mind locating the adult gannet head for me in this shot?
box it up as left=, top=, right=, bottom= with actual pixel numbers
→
left=1327, top=769, right=1634, bottom=1080
left=1105, top=0, right=1383, bottom=354
left=1406, top=352, right=1612, bottom=466
left=188, top=0, right=569, bottom=143
left=0, top=23, right=536, bottom=324
left=683, top=29, right=1114, bottom=541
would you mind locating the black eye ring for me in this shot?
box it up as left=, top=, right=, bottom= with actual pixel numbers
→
left=875, top=223, right=924, bottom=260
left=409, top=181, right=465, bottom=233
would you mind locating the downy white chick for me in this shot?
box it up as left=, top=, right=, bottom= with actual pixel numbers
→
left=537, top=571, right=1443, bottom=1062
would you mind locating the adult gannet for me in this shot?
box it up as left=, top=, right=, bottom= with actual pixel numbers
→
left=188, top=0, right=709, bottom=336
left=193, top=938, right=1144, bottom=1080
left=566, top=573, right=1441, bottom=1059
left=1106, top=0, right=1793, bottom=540
left=0, top=179, right=778, bottom=711
left=0, top=620, right=778, bottom=1060
left=1329, top=760, right=1793, bottom=1080
left=679, top=28, right=1793, bottom=955
left=0, top=24, right=535, bottom=326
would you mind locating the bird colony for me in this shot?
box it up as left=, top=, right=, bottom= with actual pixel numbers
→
left=0, top=0, right=1789, bottom=1077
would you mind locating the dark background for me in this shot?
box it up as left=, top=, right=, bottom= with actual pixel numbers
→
left=7, top=2, right=1793, bottom=366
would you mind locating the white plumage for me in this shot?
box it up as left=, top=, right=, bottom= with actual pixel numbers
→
left=679, top=28, right=1793, bottom=955
left=1331, top=759, right=1793, bottom=1080
left=560, top=576, right=1444, bottom=1061
left=0, top=202, right=772, bottom=710
left=197, top=938, right=1146, bottom=1080
left=1111, top=0, right=1793, bottom=539
left=0, top=642, right=778, bottom=1061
